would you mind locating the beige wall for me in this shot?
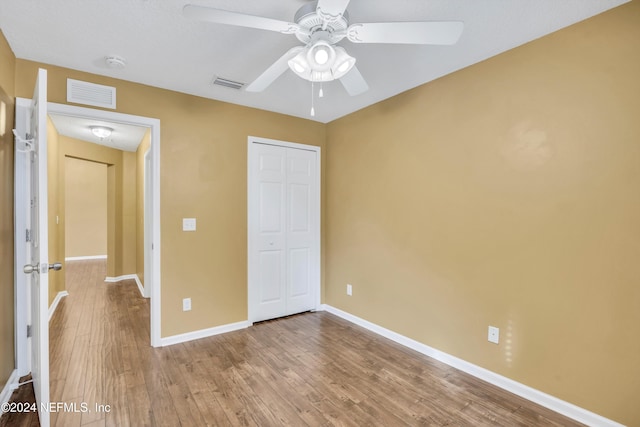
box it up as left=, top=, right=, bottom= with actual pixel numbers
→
left=46, top=119, right=64, bottom=303
left=55, top=136, right=137, bottom=282
left=325, top=3, right=639, bottom=425
left=15, top=60, right=327, bottom=338
left=0, top=31, right=14, bottom=99
left=136, top=130, right=151, bottom=286
left=0, top=30, right=15, bottom=396
left=65, top=157, right=107, bottom=258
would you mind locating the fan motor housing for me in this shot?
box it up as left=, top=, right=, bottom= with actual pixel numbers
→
left=294, top=1, right=349, bottom=44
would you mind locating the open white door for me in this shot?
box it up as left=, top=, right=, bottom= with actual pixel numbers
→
left=22, top=68, right=53, bottom=427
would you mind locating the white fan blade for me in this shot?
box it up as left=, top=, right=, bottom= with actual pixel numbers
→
left=245, top=47, right=304, bottom=92
left=316, top=0, right=351, bottom=23
left=340, top=65, right=369, bottom=96
left=183, top=5, right=299, bottom=34
left=347, top=21, right=464, bottom=45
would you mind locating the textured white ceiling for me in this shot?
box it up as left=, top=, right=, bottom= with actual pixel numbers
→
left=0, top=0, right=629, bottom=123
left=48, top=113, right=148, bottom=152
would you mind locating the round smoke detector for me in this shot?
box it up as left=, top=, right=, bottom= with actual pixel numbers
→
left=105, top=55, right=126, bottom=69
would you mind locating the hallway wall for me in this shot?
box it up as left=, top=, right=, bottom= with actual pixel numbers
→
left=65, top=157, right=108, bottom=258
left=0, top=30, right=16, bottom=396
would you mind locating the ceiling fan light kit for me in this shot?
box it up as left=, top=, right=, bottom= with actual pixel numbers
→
left=288, top=40, right=355, bottom=82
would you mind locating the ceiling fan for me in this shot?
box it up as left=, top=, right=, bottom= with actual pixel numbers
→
left=183, top=0, right=464, bottom=96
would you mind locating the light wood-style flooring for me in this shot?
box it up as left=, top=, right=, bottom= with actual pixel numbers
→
left=8, top=259, right=585, bottom=426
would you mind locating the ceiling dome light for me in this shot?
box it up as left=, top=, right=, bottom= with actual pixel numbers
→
left=91, top=126, right=113, bottom=139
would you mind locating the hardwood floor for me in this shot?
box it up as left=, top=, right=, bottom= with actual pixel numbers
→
left=6, top=259, right=585, bottom=426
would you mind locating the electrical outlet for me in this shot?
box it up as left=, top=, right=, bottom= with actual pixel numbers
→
left=183, top=298, right=191, bottom=311
left=346, top=284, right=352, bottom=296
left=488, top=326, right=499, bottom=344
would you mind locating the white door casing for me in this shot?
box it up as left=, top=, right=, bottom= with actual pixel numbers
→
left=248, top=137, right=320, bottom=323
left=144, top=149, right=152, bottom=298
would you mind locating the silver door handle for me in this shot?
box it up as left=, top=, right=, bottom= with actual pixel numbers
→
left=23, top=262, right=62, bottom=274
left=23, top=264, right=38, bottom=274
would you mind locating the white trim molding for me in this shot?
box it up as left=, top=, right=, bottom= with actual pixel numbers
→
left=48, top=291, right=69, bottom=321
left=0, top=369, right=20, bottom=416
left=65, top=255, right=107, bottom=261
left=104, top=275, right=145, bottom=298
left=104, top=274, right=138, bottom=283
left=320, top=304, right=624, bottom=427
left=160, top=321, right=251, bottom=347
left=134, top=275, right=145, bottom=298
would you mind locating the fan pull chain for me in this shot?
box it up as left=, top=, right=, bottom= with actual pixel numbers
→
left=319, top=83, right=324, bottom=98
left=310, top=81, right=315, bottom=117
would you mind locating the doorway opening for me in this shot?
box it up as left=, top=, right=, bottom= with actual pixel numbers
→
left=45, top=103, right=161, bottom=347
left=13, top=100, right=162, bottom=387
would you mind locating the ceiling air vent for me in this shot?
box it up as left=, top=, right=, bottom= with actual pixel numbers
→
left=67, top=78, right=116, bottom=109
left=212, top=76, right=245, bottom=90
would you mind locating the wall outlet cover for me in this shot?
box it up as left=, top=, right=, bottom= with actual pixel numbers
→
left=488, top=326, right=499, bottom=344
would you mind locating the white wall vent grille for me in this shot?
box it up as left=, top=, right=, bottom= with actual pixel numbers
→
left=67, top=79, right=116, bottom=109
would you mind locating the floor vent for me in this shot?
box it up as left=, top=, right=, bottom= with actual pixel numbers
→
left=67, top=79, right=117, bottom=109
left=212, top=76, right=245, bottom=90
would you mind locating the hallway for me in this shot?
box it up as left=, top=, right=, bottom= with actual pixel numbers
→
left=50, top=259, right=149, bottom=426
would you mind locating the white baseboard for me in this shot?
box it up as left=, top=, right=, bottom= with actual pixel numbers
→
left=48, top=291, right=69, bottom=321
left=133, top=275, right=145, bottom=298
left=104, top=274, right=137, bottom=283
left=0, top=369, right=20, bottom=417
left=319, top=304, right=623, bottom=427
left=161, top=320, right=251, bottom=347
left=65, top=255, right=107, bottom=261
left=104, top=274, right=145, bottom=298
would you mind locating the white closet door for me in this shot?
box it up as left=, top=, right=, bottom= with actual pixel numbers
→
left=248, top=139, right=320, bottom=323
left=252, top=143, right=287, bottom=321
left=285, top=148, right=317, bottom=315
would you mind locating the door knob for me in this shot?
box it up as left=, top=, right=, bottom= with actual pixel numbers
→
left=23, top=262, right=62, bottom=274
left=23, top=264, right=38, bottom=274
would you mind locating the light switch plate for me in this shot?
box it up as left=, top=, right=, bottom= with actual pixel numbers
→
left=183, top=218, right=196, bottom=231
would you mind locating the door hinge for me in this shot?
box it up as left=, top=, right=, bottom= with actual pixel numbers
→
left=27, top=324, right=32, bottom=338
left=26, top=229, right=31, bottom=242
